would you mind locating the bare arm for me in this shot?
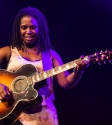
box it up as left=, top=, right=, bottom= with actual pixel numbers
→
left=0, top=46, right=11, bottom=65
left=50, top=49, right=88, bottom=89
left=0, top=46, right=11, bottom=99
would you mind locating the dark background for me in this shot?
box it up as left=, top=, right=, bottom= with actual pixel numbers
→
left=1, top=0, right=112, bottom=124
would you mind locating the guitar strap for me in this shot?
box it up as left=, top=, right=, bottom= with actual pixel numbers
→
left=39, top=50, right=53, bottom=98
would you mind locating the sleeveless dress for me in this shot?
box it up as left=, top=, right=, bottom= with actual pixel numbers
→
left=6, top=48, right=58, bottom=125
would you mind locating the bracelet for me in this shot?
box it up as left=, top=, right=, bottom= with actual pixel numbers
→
left=73, top=67, right=84, bottom=74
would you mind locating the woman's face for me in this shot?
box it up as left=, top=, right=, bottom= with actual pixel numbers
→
left=20, top=16, right=39, bottom=46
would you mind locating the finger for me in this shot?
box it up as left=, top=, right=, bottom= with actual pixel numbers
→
left=0, top=96, right=2, bottom=100
left=75, top=63, right=84, bottom=70
left=7, top=90, right=10, bottom=95
left=0, top=92, right=5, bottom=99
left=80, top=55, right=84, bottom=59
left=82, top=60, right=89, bottom=68
left=83, top=56, right=90, bottom=63
left=82, top=60, right=88, bottom=65
left=74, top=62, right=80, bottom=68
left=4, top=86, right=10, bottom=95
left=2, top=90, right=7, bottom=97
left=6, top=88, right=10, bottom=95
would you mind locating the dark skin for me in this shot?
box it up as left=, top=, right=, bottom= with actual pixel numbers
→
left=0, top=16, right=89, bottom=100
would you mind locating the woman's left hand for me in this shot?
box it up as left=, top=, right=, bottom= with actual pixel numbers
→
left=74, top=55, right=90, bottom=72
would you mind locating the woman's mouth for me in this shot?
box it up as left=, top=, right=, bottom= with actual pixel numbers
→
left=25, top=36, right=33, bottom=41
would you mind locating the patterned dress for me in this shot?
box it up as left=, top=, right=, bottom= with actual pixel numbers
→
left=6, top=48, right=59, bottom=125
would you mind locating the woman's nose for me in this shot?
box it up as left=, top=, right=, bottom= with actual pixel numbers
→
left=26, top=28, right=32, bottom=34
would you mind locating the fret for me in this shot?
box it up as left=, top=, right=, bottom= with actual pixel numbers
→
left=51, top=68, right=55, bottom=75
left=35, top=74, right=40, bottom=81
left=38, top=73, right=44, bottom=81
left=32, top=75, right=37, bottom=83
left=42, top=72, right=47, bottom=78
left=45, top=70, right=52, bottom=77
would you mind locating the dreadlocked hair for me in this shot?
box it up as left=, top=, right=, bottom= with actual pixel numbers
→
left=10, top=6, right=52, bottom=52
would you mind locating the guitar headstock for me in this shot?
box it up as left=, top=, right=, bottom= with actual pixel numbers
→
left=88, top=50, right=112, bottom=65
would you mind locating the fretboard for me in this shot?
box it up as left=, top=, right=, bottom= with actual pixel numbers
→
left=28, top=61, right=77, bottom=84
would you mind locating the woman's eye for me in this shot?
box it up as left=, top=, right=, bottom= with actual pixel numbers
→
left=31, top=26, right=37, bottom=29
left=21, top=26, right=27, bottom=30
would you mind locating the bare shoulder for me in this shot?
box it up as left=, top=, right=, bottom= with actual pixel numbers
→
left=0, top=46, right=11, bottom=55
left=0, top=46, right=11, bottom=62
left=0, top=46, right=11, bottom=51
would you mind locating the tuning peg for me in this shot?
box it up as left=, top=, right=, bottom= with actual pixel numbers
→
left=105, top=50, right=109, bottom=53
left=100, top=50, right=104, bottom=54
left=101, top=54, right=106, bottom=60
left=95, top=57, right=99, bottom=62
left=106, top=56, right=109, bottom=59
left=109, top=60, right=112, bottom=63
left=103, top=61, right=106, bottom=64
left=95, top=52, right=99, bottom=56
left=98, top=62, right=101, bottom=65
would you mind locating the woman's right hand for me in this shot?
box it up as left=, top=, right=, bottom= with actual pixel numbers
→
left=0, top=83, right=10, bottom=100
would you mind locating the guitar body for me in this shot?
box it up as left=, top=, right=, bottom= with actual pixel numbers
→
left=0, top=64, right=43, bottom=123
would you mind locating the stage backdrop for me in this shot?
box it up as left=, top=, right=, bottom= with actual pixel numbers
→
left=0, top=0, right=112, bottom=124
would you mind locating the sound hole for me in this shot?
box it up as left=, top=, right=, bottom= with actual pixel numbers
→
left=12, top=76, right=28, bottom=93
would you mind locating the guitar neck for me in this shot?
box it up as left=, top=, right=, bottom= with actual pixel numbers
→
left=28, top=61, right=77, bottom=84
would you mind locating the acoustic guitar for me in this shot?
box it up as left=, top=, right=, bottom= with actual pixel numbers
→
left=0, top=50, right=111, bottom=123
